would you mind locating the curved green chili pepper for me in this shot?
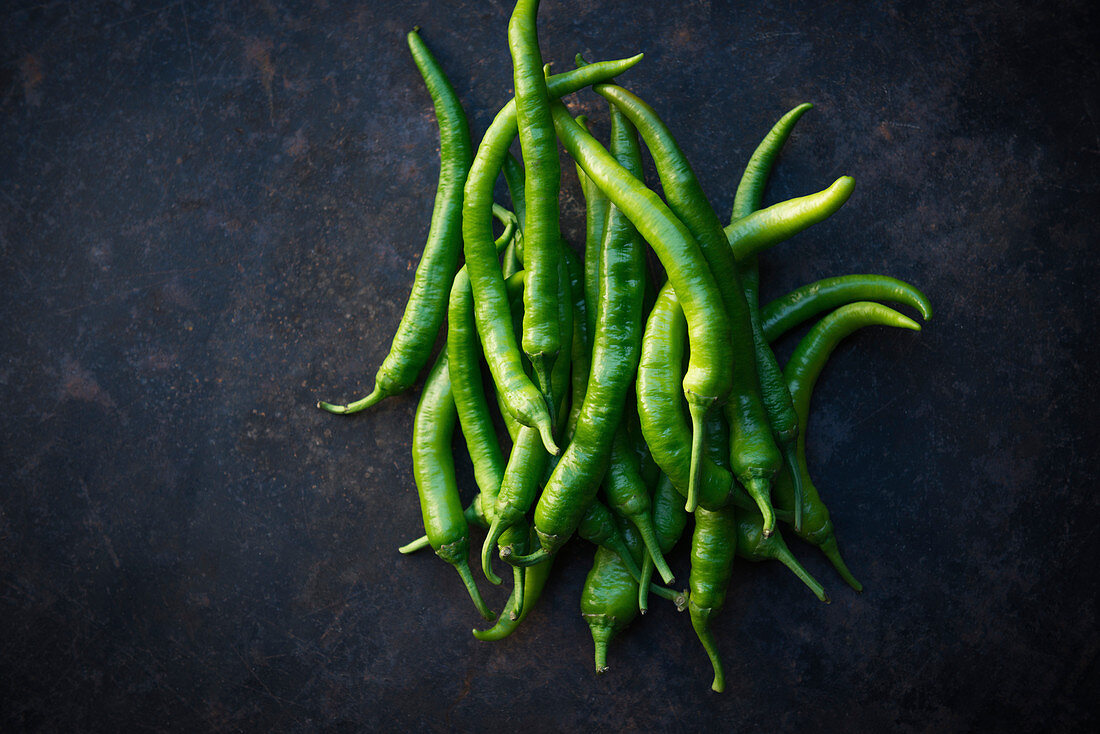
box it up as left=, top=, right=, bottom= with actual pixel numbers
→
left=761, top=274, right=933, bottom=342
left=688, top=505, right=738, bottom=693
left=482, top=269, right=571, bottom=584
left=724, top=175, right=856, bottom=262
left=735, top=506, right=828, bottom=602
left=320, top=29, right=472, bottom=414
left=777, top=302, right=922, bottom=591
left=445, top=206, right=517, bottom=520
left=730, top=103, right=815, bottom=533
left=411, top=351, right=494, bottom=620
left=461, top=56, right=644, bottom=456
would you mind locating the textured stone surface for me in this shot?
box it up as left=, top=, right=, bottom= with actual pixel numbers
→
left=1, top=0, right=1097, bottom=730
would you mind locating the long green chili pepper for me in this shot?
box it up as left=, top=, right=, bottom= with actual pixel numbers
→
left=445, top=206, right=516, bottom=518
left=509, top=0, right=562, bottom=410
left=461, top=56, right=644, bottom=456
left=688, top=505, right=738, bottom=693
left=724, top=176, right=856, bottom=262
left=777, top=302, right=922, bottom=591
left=320, top=30, right=471, bottom=415
left=596, top=82, right=780, bottom=526
left=761, top=274, right=933, bottom=342
left=411, top=351, right=494, bottom=620
left=735, top=506, right=829, bottom=603
left=550, top=99, right=733, bottom=426
left=730, top=103, right=815, bottom=533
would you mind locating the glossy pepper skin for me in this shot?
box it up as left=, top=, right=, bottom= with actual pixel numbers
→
left=320, top=30, right=472, bottom=414
left=580, top=521, right=647, bottom=674
left=776, top=302, right=922, bottom=591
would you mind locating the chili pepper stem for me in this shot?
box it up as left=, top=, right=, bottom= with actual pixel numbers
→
left=317, top=384, right=385, bottom=414
left=685, top=400, right=711, bottom=513
left=536, top=416, right=560, bottom=456
left=634, top=518, right=675, bottom=585
left=398, top=534, right=431, bottom=554
left=638, top=558, right=653, bottom=613
left=502, top=545, right=550, bottom=567
left=511, top=564, right=525, bottom=620
left=530, top=354, right=556, bottom=427
left=743, top=476, right=776, bottom=536
left=820, top=534, right=863, bottom=592
left=649, top=582, right=685, bottom=606
left=782, top=447, right=805, bottom=532
left=454, top=558, right=496, bottom=621
left=481, top=517, right=508, bottom=585
left=774, top=545, right=829, bottom=603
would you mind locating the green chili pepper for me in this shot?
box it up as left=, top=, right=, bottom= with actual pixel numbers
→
left=688, top=505, right=738, bottom=693
left=777, top=302, right=923, bottom=591
left=461, top=56, right=644, bottom=456
left=730, top=103, right=815, bottom=532
left=411, top=351, right=494, bottom=620
left=482, top=269, right=571, bottom=584
left=445, top=205, right=517, bottom=520
left=509, top=0, right=562, bottom=411
left=735, top=506, right=829, bottom=602
left=724, top=176, right=856, bottom=262
left=320, top=29, right=472, bottom=415
left=761, top=274, right=933, bottom=342
left=580, top=520, right=684, bottom=673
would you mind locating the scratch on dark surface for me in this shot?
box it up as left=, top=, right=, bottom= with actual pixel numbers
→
left=78, top=480, right=120, bottom=569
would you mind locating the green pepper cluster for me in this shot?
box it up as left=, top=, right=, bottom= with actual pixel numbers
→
left=319, top=4, right=931, bottom=692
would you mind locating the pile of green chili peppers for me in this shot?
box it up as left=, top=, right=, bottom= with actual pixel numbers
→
left=318, top=2, right=931, bottom=693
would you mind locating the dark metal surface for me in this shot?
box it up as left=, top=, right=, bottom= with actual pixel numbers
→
left=2, top=0, right=1098, bottom=730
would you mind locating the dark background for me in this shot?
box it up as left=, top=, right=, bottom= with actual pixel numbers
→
left=2, top=0, right=1098, bottom=731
